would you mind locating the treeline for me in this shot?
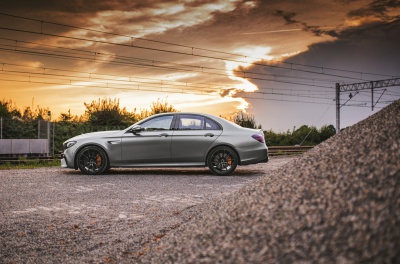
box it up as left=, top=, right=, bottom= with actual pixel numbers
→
left=0, top=98, right=335, bottom=152
left=0, top=98, right=178, bottom=152
left=234, top=112, right=336, bottom=146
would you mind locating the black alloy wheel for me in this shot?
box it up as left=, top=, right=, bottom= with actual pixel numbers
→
left=207, top=146, right=238, bottom=176
left=77, top=146, right=108, bottom=175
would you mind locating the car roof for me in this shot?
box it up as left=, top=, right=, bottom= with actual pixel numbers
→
left=147, top=112, right=245, bottom=130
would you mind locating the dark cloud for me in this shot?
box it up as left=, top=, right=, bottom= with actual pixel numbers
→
left=0, top=0, right=176, bottom=14
left=271, top=1, right=400, bottom=38
left=347, top=0, right=400, bottom=19
left=273, top=8, right=335, bottom=37
left=274, top=9, right=298, bottom=24
left=183, top=0, right=223, bottom=8
left=267, top=18, right=400, bottom=80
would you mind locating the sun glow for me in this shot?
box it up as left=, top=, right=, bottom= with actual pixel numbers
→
left=224, top=46, right=273, bottom=92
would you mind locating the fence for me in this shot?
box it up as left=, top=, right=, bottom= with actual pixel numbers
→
left=0, top=117, right=125, bottom=158
left=0, top=139, right=49, bottom=156
left=0, top=118, right=53, bottom=157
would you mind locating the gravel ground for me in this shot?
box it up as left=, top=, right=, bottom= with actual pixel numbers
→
left=146, top=100, right=400, bottom=263
left=0, top=156, right=292, bottom=263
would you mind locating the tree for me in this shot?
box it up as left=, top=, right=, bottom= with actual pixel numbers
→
left=233, top=111, right=262, bottom=129
left=136, top=98, right=178, bottom=120
left=319, top=124, right=336, bottom=141
left=0, top=99, right=12, bottom=118
left=0, top=99, right=21, bottom=119
left=84, top=98, right=135, bottom=126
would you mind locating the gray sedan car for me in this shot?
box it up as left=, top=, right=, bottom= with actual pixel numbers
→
left=61, top=112, right=268, bottom=175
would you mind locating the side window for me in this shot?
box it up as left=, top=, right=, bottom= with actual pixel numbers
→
left=178, top=115, right=205, bottom=130
left=140, top=115, right=173, bottom=131
left=206, top=118, right=222, bottom=130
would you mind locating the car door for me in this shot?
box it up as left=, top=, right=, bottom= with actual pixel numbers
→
left=121, top=115, right=174, bottom=164
left=171, top=114, right=222, bottom=164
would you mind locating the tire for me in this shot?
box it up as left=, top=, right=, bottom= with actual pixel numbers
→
left=207, top=146, right=238, bottom=176
left=76, top=146, right=109, bottom=175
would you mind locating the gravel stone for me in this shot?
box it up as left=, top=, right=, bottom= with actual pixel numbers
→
left=146, top=100, right=400, bottom=263
left=0, top=155, right=291, bottom=263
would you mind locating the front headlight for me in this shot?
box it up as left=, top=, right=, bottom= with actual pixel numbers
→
left=63, top=141, right=77, bottom=150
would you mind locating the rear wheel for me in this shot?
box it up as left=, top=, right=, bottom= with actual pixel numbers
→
left=77, top=146, right=108, bottom=175
left=207, top=146, right=238, bottom=176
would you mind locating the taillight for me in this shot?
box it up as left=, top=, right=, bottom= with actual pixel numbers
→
left=252, top=134, right=265, bottom=143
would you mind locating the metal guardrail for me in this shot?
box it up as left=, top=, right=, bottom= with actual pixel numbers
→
left=268, top=146, right=314, bottom=156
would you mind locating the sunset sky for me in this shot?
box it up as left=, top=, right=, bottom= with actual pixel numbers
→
left=1, top=0, right=399, bottom=131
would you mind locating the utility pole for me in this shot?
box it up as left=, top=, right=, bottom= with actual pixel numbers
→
left=48, top=111, right=51, bottom=157
left=52, top=122, right=55, bottom=158
left=371, top=81, right=374, bottom=111
left=336, top=83, right=340, bottom=134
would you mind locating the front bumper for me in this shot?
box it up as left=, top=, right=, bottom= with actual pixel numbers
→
left=60, top=152, right=74, bottom=169
left=61, top=157, right=68, bottom=168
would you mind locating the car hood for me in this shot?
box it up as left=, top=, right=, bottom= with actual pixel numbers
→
left=69, top=130, right=123, bottom=141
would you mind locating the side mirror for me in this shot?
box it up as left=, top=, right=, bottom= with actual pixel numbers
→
left=130, top=125, right=144, bottom=134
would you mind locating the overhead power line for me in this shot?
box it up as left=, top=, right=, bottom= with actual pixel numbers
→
left=1, top=14, right=396, bottom=85
left=1, top=62, right=396, bottom=106
left=0, top=70, right=395, bottom=107
left=0, top=39, right=339, bottom=86
left=0, top=69, right=335, bottom=102
left=0, top=62, right=347, bottom=101
left=0, top=25, right=375, bottom=82
left=0, top=46, right=334, bottom=89
left=0, top=12, right=398, bottom=111
left=0, top=62, right=226, bottom=91
left=0, top=75, right=336, bottom=106
left=0, top=12, right=396, bottom=80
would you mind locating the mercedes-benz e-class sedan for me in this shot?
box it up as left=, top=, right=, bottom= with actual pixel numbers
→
left=61, top=112, right=268, bottom=175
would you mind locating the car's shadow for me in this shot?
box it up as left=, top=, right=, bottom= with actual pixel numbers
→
left=62, top=167, right=264, bottom=176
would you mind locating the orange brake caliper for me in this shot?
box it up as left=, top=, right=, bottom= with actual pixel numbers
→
left=96, top=155, right=102, bottom=166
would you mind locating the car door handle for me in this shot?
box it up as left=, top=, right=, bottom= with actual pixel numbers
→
left=159, top=133, right=169, bottom=137
left=204, top=133, right=214, bottom=137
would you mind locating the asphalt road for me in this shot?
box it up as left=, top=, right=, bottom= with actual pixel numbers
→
left=0, top=157, right=293, bottom=263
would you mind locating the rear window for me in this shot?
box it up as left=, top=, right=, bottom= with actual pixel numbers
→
left=206, top=118, right=222, bottom=130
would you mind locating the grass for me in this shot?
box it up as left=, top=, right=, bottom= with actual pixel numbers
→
left=0, top=159, right=61, bottom=170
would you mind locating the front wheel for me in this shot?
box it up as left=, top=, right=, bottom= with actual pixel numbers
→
left=207, top=146, right=238, bottom=176
left=77, top=146, right=109, bottom=175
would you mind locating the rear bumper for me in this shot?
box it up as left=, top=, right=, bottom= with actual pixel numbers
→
left=260, top=155, right=269, bottom=163
left=239, top=148, right=268, bottom=165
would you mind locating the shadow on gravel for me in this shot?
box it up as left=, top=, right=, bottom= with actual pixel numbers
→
left=61, top=167, right=264, bottom=176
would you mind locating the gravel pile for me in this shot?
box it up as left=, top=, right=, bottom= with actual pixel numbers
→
left=147, top=100, right=400, bottom=263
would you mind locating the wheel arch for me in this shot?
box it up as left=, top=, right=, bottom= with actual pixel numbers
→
left=73, top=143, right=110, bottom=170
left=205, top=144, right=241, bottom=166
